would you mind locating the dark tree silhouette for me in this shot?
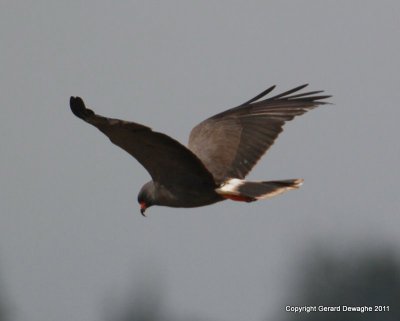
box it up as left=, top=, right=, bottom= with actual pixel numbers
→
left=0, top=264, right=10, bottom=321
left=103, top=281, right=212, bottom=321
left=274, top=246, right=400, bottom=321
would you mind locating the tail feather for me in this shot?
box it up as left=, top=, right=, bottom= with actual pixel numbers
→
left=216, top=178, right=303, bottom=201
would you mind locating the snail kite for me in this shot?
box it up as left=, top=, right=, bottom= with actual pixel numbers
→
left=70, top=84, right=330, bottom=216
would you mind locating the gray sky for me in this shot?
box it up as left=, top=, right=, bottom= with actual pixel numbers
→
left=1, top=1, right=400, bottom=320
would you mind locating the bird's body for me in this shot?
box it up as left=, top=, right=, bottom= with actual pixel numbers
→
left=138, top=180, right=222, bottom=208
left=70, top=84, right=330, bottom=215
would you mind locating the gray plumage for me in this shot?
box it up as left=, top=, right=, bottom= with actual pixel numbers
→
left=70, top=84, right=330, bottom=216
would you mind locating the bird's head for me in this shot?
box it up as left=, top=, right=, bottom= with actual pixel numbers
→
left=137, top=181, right=156, bottom=216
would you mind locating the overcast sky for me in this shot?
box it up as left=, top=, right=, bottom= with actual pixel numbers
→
left=1, top=1, right=400, bottom=321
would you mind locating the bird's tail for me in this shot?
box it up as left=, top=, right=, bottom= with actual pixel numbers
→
left=215, top=178, right=304, bottom=202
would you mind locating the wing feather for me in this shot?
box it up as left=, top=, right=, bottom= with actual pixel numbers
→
left=70, top=97, right=215, bottom=189
left=188, top=85, right=330, bottom=183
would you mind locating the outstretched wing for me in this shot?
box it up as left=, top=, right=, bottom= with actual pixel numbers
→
left=188, top=84, right=330, bottom=183
left=70, top=97, right=215, bottom=189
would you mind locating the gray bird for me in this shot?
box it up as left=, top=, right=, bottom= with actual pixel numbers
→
left=70, top=84, right=330, bottom=216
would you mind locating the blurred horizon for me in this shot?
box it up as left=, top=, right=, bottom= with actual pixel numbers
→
left=2, top=240, right=398, bottom=321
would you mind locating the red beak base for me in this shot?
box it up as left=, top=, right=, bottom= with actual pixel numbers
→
left=140, top=202, right=147, bottom=216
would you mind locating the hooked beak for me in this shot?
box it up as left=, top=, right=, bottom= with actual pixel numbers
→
left=140, top=202, right=147, bottom=217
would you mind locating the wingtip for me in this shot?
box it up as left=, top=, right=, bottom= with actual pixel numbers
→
left=70, top=96, right=94, bottom=119
left=299, top=83, right=309, bottom=89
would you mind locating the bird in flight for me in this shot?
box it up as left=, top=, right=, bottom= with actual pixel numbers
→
left=70, top=84, right=330, bottom=216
